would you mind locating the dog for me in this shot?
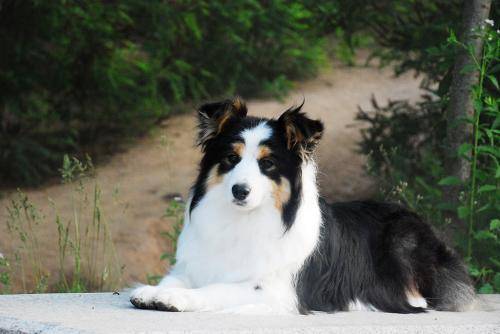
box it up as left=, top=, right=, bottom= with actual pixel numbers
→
left=130, top=98, right=475, bottom=314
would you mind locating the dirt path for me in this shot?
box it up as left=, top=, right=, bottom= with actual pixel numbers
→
left=0, top=57, right=424, bottom=290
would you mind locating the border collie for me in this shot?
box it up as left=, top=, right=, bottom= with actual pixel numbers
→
left=130, top=98, right=475, bottom=314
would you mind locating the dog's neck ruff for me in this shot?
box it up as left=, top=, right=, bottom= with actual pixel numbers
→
left=174, top=159, right=322, bottom=296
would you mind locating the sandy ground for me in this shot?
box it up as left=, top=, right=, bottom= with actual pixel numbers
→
left=0, top=57, right=424, bottom=291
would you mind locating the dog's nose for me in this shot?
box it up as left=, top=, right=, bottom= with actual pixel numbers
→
left=232, top=184, right=250, bottom=201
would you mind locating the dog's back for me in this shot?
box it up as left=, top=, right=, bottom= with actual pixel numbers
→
left=296, top=200, right=475, bottom=313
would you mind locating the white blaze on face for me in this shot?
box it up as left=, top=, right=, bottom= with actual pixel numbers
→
left=225, top=122, right=273, bottom=210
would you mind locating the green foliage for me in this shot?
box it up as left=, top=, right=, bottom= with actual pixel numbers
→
left=342, top=0, right=500, bottom=92
left=0, top=0, right=333, bottom=186
left=147, top=140, right=185, bottom=283
left=0, top=254, right=12, bottom=294
left=360, top=0, right=463, bottom=85
left=160, top=200, right=185, bottom=266
left=133, top=1, right=328, bottom=100
left=453, top=24, right=500, bottom=292
left=0, top=1, right=161, bottom=186
left=3, top=156, right=123, bottom=293
left=146, top=273, right=163, bottom=286
left=357, top=19, right=500, bottom=292
left=144, top=199, right=185, bottom=285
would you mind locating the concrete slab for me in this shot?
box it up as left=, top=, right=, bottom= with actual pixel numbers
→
left=0, top=293, right=499, bottom=334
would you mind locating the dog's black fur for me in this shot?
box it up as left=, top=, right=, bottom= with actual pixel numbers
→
left=193, top=99, right=475, bottom=314
left=296, top=200, right=475, bottom=313
left=134, top=98, right=475, bottom=315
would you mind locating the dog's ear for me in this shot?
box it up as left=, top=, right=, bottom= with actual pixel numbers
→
left=278, top=102, right=323, bottom=159
left=197, top=97, right=247, bottom=150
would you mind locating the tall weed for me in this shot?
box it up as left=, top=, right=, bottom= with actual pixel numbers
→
left=2, top=155, right=123, bottom=293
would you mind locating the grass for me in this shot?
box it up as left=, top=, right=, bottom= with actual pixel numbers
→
left=146, top=199, right=185, bottom=286
left=160, top=200, right=185, bottom=266
left=1, top=155, right=123, bottom=293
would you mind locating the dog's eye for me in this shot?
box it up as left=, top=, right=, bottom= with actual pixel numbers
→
left=260, top=158, right=275, bottom=170
left=226, top=153, right=240, bottom=164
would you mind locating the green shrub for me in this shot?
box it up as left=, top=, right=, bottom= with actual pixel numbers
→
left=356, top=9, right=500, bottom=292
left=131, top=1, right=328, bottom=100
left=357, top=0, right=463, bottom=83
left=0, top=253, right=12, bottom=294
left=0, top=1, right=160, bottom=185
left=337, top=0, right=499, bottom=91
left=0, top=0, right=333, bottom=186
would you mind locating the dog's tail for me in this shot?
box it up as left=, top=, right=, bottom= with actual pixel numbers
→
left=426, top=244, right=476, bottom=311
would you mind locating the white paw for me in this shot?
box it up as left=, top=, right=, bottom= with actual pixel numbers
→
left=408, top=296, right=428, bottom=308
left=130, top=285, right=158, bottom=309
left=153, top=288, right=202, bottom=312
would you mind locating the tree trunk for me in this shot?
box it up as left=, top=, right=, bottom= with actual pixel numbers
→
left=445, top=0, right=492, bottom=233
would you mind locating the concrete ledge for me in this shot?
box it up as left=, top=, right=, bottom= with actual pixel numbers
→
left=0, top=293, right=499, bottom=334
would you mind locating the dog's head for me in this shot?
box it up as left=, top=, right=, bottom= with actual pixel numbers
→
left=190, top=97, right=323, bottom=227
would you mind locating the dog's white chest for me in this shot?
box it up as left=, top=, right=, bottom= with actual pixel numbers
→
left=172, top=163, right=322, bottom=289
left=175, top=190, right=289, bottom=287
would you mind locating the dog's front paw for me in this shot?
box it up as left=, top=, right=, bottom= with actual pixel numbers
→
left=153, top=288, right=202, bottom=312
left=130, top=285, right=158, bottom=310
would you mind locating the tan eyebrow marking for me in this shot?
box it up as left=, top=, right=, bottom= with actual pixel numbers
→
left=232, top=142, right=245, bottom=156
left=257, top=145, right=272, bottom=159
left=272, top=177, right=291, bottom=211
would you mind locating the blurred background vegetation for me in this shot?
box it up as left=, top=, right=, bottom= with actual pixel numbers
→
left=0, top=0, right=499, bottom=293
left=1, top=0, right=332, bottom=186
